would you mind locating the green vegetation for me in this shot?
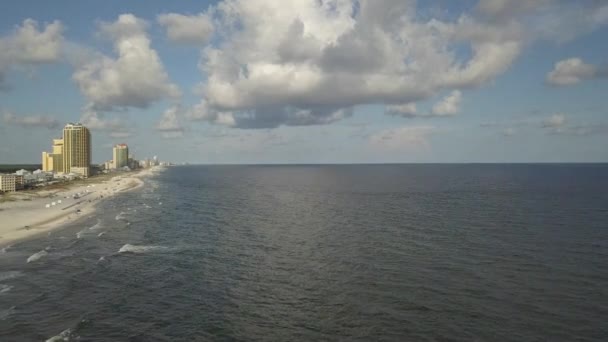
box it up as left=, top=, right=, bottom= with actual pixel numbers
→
left=0, top=164, right=42, bottom=173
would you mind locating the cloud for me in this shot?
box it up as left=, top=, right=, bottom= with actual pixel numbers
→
left=384, top=90, right=462, bottom=119
left=157, top=13, right=214, bottom=45
left=386, top=103, right=417, bottom=117
left=369, top=126, right=436, bottom=150
left=79, top=106, right=132, bottom=138
left=72, top=14, right=180, bottom=111
left=189, top=0, right=531, bottom=128
left=187, top=100, right=352, bottom=129
left=431, top=90, right=462, bottom=116
left=0, top=19, right=64, bottom=89
left=191, top=0, right=607, bottom=129
left=475, top=0, right=554, bottom=22
left=156, top=105, right=185, bottom=138
left=2, top=111, right=59, bottom=129
left=546, top=58, right=607, bottom=86
left=540, top=113, right=608, bottom=136
left=541, top=114, right=566, bottom=129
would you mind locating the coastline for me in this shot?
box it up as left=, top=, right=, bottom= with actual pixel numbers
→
left=0, top=166, right=163, bottom=248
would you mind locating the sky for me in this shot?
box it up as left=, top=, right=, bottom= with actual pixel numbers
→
left=0, top=0, right=607, bottom=164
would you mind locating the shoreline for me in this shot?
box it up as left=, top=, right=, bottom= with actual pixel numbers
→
left=0, top=166, right=162, bottom=248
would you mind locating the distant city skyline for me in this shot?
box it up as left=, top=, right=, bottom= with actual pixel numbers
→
left=1, top=1, right=607, bottom=163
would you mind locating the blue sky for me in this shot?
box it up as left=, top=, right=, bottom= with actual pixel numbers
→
left=0, top=0, right=606, bottom=164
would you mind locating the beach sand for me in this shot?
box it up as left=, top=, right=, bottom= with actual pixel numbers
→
left=0, top=167, right=162, bottom=247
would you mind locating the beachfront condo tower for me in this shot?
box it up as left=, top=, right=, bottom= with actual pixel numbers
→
left=42, top=138, right=64, bottom=173
left=62, top=123, right=91, bottom=177
left=113, top=144, right=129, bottom=169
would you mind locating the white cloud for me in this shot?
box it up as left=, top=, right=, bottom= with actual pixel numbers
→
left=431, top=90, right=462, bottom=116
left=2, top=111, right=59, bottom=129
left=192, top=0, right=607, bottom=128
left=369, top=126, right=435, bottom=150
left=73, top=14, right=180, bottom=111
left=542, top=114, right=566, bottom=129
left=79, top=106, right=132, bottom=138
left=0, top=19, right=64, bottom=89
left=540, top=114, right=608, bottom=136
left=156, top=105, right=185, bottom=139
left=546, top=58, right=606, bottom=86
left=158, top=13, right=214, bottom=45
left=189, top=0, right=527, bottom=128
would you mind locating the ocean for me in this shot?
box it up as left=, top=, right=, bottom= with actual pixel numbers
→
left=1, top=164, right=607, bottom=341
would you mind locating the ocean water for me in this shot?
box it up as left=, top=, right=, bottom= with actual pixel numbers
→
left=1, top=164, right=607, bottom=341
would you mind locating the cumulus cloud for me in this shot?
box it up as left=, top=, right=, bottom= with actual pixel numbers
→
left=190, top=0, right=608, bottom=129
left=79, top=106, right=132, bottom=138
left=188, top=0, right=531, bottom=128
left=2, top=111, right=59, bottom=129
left=156, top=105, right=185, bottom=138
left=0, top=19, right=64, bottom=89
left=546, top=58, right=607, bottom=86
left=369, top=126, right=436, bottom=149
left=158, top=13, right=214, bottom=45
left=431, top=90, right=462, bottom=116
left=73, top=14, right=180, bottom=111
left=187, top=100, right=352, bottom=129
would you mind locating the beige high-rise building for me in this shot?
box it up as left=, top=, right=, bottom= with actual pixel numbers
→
left=62, top=123, right=91, bottom=177
left=42, top=138, right=65, bottom=173
left=52, top=138, right=64, bottom=173
left=112, top=144, right=129, bottom=169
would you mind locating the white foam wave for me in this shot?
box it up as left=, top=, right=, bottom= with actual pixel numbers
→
left=97, top=232, right=105, bottom=237
left=0, top=245, right=11, bottom=254
left=118, top=244, right=168, bottom=254
left=98, top=256, right=106, bottom=262
left=27, top=250, right=49, bottom=263
left=46, top=328, right=76, bottom=342
left=115, top=212, right=127, bottom=220
left=0, top=284, right=13, bottom=295
left=88, top=219, right=103, bottom=231
left=0, top=271, right=23, bottom=281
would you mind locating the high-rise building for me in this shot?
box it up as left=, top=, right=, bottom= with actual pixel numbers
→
left=52, top=138, right=64, bottom=173
left=62, top=123, right=91, bottom=177
left=42, top=138, right=64, bottom=173
left=113, top=144, right=129, bottom=169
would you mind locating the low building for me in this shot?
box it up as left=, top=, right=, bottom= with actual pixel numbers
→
left=70, top=166, right=90, bottom=178
left=15, top=169, right=31, bottom=176
left=0, top=174, right=18, bottom=193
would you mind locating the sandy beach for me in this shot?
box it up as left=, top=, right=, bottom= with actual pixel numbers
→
left=0, top=166, right=163, bottom=247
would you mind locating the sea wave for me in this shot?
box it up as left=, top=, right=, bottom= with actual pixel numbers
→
left=118, top=244, right=169, bottom=254
left=115, top=212, right=127, bottom=221
left=0, top=284, right=13, bottom=295
left=27, top=250, right=49, bottom=263
left=0, top=306, right=15, bottom=320
left=0, top=271, right=23, bottom=281
left=88, top=219, right=104, bottom=231
left=46, top=328, right=77, bottom=342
